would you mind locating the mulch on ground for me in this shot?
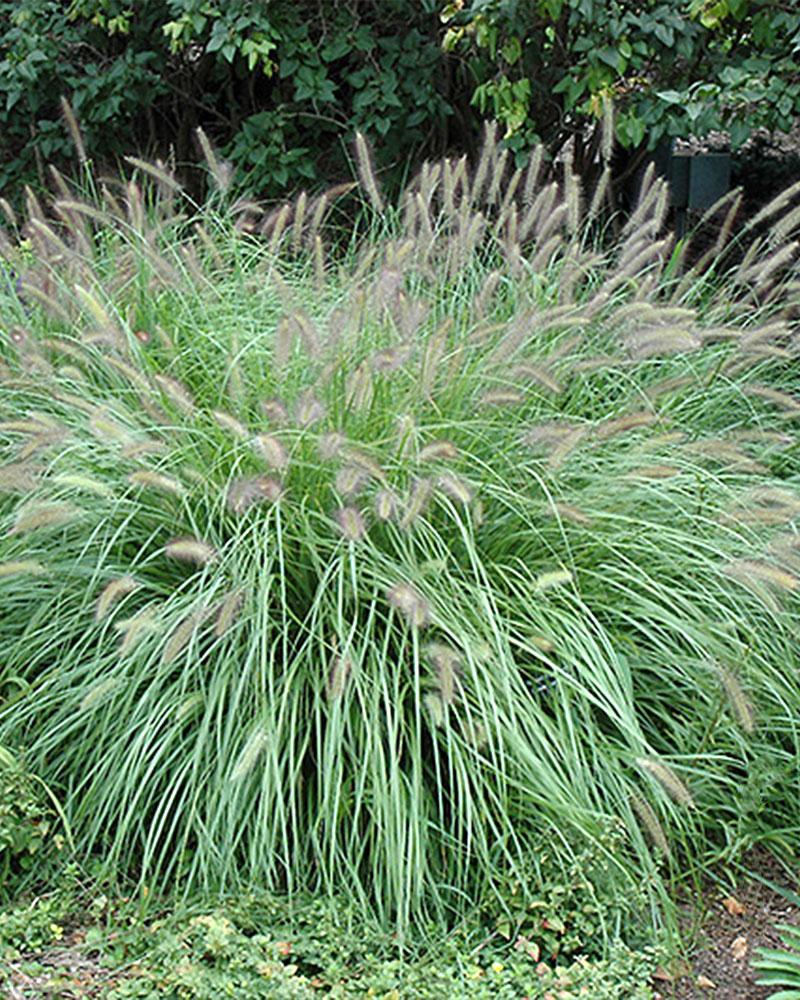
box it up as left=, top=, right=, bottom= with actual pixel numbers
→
left=658, top=850, right=800, bottom=1000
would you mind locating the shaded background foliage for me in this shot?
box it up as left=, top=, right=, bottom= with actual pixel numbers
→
left=0, top=0, right=798, bottom=203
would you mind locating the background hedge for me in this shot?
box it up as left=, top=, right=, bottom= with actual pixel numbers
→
left=1, top=0, right=798, bottom=203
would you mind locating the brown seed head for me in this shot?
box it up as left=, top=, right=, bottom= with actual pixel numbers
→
left=374, top=489, right=398, bottom=522
left=164, top=536, right=217, bottom=566
left=335, top=466, right=368, bottom=497
left=95, top=576, right=139, bottom=622
left=387, top=582, right=431, bottom=628
left=253, top=433, right=289, bottom=471
left=334, top=505, right=367, bottom=542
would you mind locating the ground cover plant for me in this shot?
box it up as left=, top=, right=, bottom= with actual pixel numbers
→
left=1, top=125, right=799, bottom=948
left=0, top=877, right=662, bottom=997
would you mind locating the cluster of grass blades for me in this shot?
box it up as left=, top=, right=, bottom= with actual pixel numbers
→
left=755, top=921, right=800, bottom=1000
left=1, top=123, right=799, bottom=939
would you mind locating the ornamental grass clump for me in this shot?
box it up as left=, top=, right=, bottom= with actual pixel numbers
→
left=1, top=125, right=800, bottom=935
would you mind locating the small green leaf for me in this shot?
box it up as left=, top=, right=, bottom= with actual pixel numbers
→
left=501, top=36, right=522, bottom=65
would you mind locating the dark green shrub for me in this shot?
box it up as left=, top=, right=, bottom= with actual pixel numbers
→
left=443, top=0, right=800, bottom=163
left=1, top=1, right=798, bottom=199
left=0, top=0, right=458, bottom=198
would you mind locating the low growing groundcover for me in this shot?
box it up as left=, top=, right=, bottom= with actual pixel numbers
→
left=0, top=860, right=662, bottom=998
left=1, top=125, right=799, bottom=974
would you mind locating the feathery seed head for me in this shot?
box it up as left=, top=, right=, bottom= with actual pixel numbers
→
left=715, top=664, right=756, bottom=733
left=196, top=126, right=230, bottom=193
left=345, top=362, right=373, bottom=411
left=335, top=505, right=367, bottom=542
left=162, top=605, right=211, bottom=665
left=479, top=388, right=525, bottom=407
left=10, top=503, right=76, bottom=535
left=17, top=428, right=70, bottom=460
left=681, top=440, right=767, bottom=475
left=294, top=392, right=325, bottom=427
left=1, top=416, right=62, bottom=435
left=214, top=589, right=245, bottom=638
left=164, top=536, right=217, bottom=566
left=746, top=486, right=800, bottom=510
left=436, top=473, right=473, bottom=505
left=95, top=576, right=139, bottom=622
left=371, top=344, right=413, bottom=373
left=424, top=692, right=444, bottom=727
left=397, top=295, right=429, bottom=342
left=253, top=433, right=289, bottom=471
left=274, top=316, right=295, bottom=369
left=624, top=465, right=681, bottom=480
left=427, top=643, right=461, bottom=705
left=769, top=533, right=800, bottom=571
left=335, top=466, right=368, bottom=497
left=551, top=502, right=592, bottom=527
left=226, top=475, right=284, bottom=515
left=523, top=421, right=581, bottom=450
left=318, top=432, right=346, bottom=461
left=354, top=132, right=384, bottom=212
left=231, top=728, right=269, bottom=782
left=154, top=374, right=196, bottom=415
left=387, top=581, right=431, bottom=628
left=343, top=448, right=384, bottom=482
left=115, top=608, right=156, bottom=654
left=374, top=489, right=398, bottom=522
left=0, top=462, right=42, bottom=493
left=400, top=478, right=433, bottom=530
left=292, top=311, right=322, bottom=358
left=291, top=190, right=308, bottom=252
left=625, top=329, right=701, bottom=360
left=725, top=487, right=800, bottom=526
left=128, top=470, right=184, bottom=496
left=601, top=96, right=615, bottom=162
left=124, top=155, right=182, bottom=194
left=420, top=319, right=451, bottom=400
left=534, top=569, right=573, bottom=592
left=462, top=717, right=488, bottom=749
left=0, top=560, right=46, bottom=578
left=263, top=203, right=291, bottom=251
left=643, top=375, right=695, bottom=402
left=637, top=757, right=694, bottom=807
left=79, top=677, right=118, bottom=713
left=121, top=438, right=167, bottom=459
left=419, top=440, right=459, bottom=463
left=213, top=410, right=249, bottom=439
left=510, top=364, right=563, bottom=395
left=174, top=692, right=204, bottom=723
left=260, top=398, right=289, bottom=424
left=594, top=412, right=659, bottom=441
left=743, top=385, right=800, bottom=416
left=326, top=655, right=353, bottom=700
left=371, top=266, right=403, bottom=311
left=630, top=794, right=670, bottom=856
left=723, top=559, right=798, bottom=592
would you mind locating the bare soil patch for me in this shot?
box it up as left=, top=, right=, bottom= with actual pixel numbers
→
left=659, top=850, right=800, bottom=1000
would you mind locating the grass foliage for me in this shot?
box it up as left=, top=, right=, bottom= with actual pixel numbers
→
left=1, top=128, right=800, bottom=934
left=754, top=922, right=800, bottom=1000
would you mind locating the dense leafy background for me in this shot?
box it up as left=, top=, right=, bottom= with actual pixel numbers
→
left=1, top=0, right=798, bottom=200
